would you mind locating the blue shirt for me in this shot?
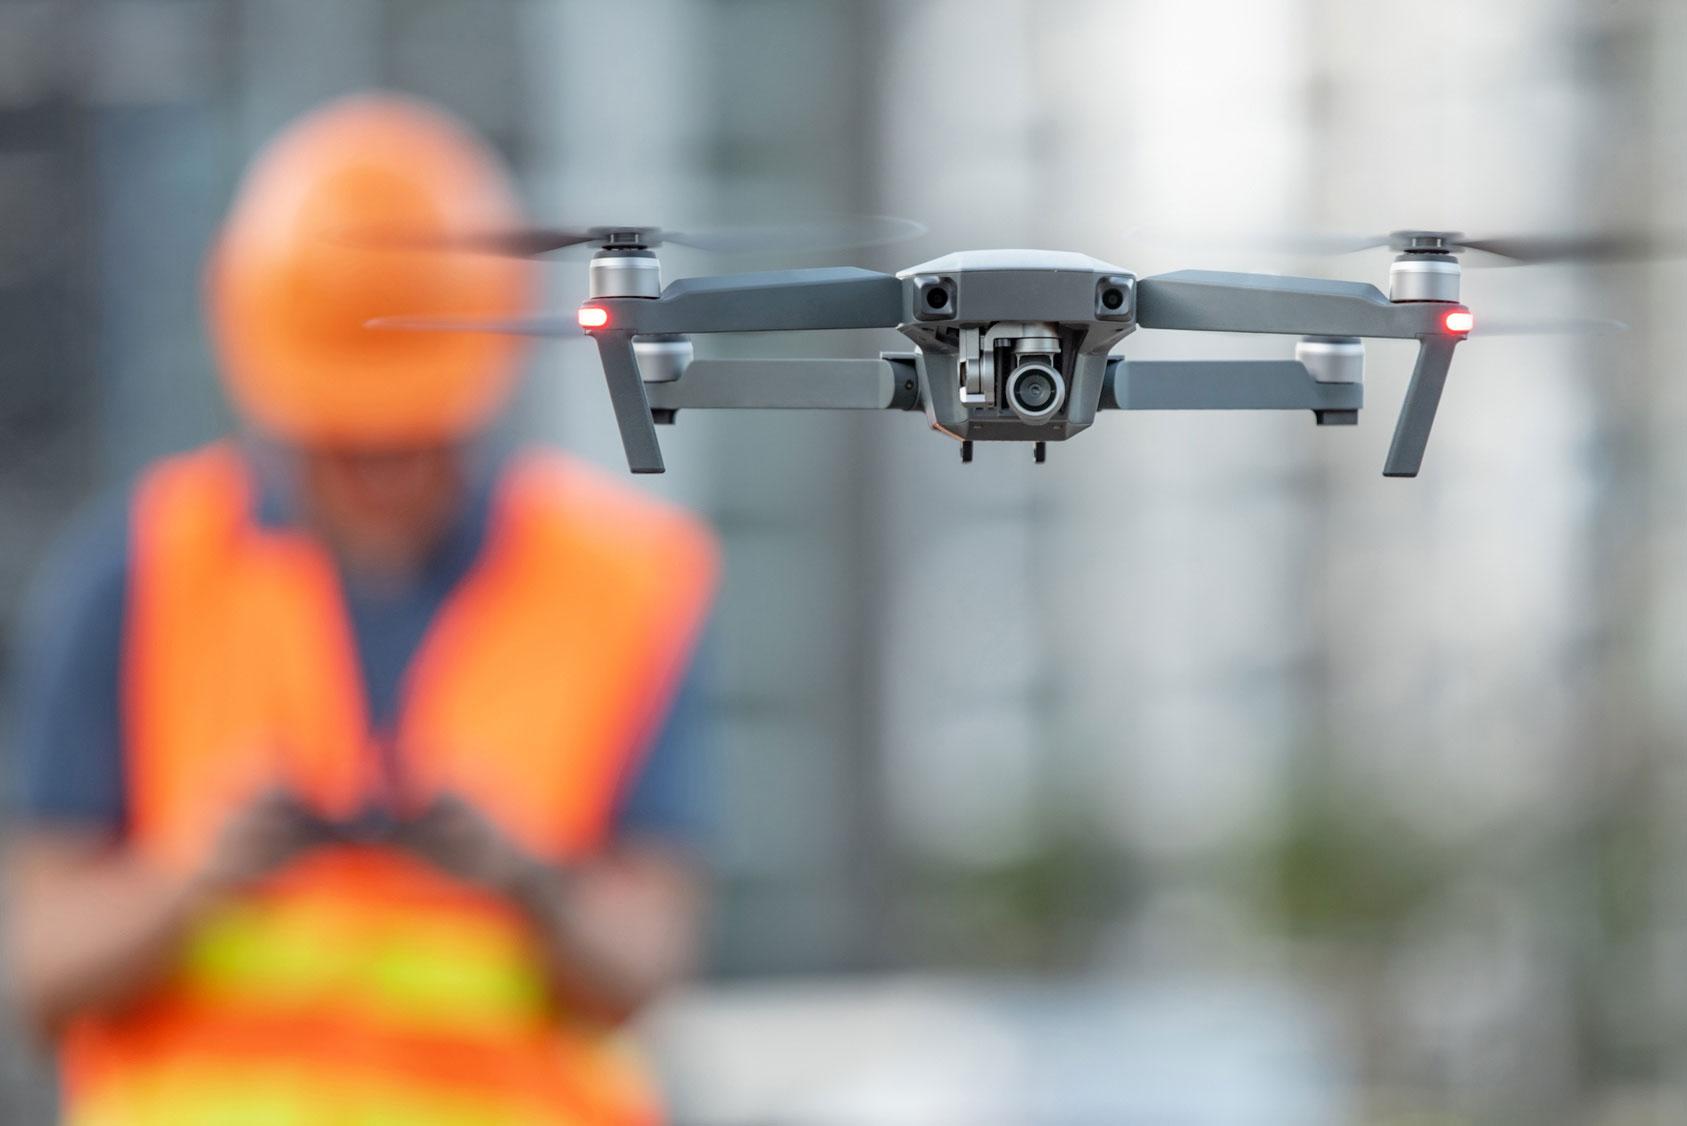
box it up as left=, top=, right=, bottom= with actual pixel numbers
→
left=5, top=450, right=709, bottom=845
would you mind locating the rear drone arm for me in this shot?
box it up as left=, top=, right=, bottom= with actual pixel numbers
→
left=644, top=355, right=1364, bottom=418
left=644, top=357, right=920, bottom=413
left=1136, top=270, right=1470, bottom=476
left=584, top=268, right=905, bottom=471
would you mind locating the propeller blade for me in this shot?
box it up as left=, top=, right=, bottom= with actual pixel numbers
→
left=338, top=225, right=650, bottom=256
left=365, top=315, right=586, bottom=337
left=1267, top=232, right=1397, bottom=255
left=1134, top=229, right=1394, bottom=256
left=1186, top=226, right=1685, bottom=266
left=332, top=225, right=605, bottom=255
left=1261, top=227, right=1685, bottom=265
left=1457, top=233, right=1687, bottom=264
left=450, top=229, right=607, bottom=256
left=1468, top=315, right=1628, bottom=337
left=350, top=216, right=926, bottom=259
left=662, top=215, right=928, bottom=254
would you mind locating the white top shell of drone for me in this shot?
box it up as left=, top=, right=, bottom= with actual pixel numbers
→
left=897, top=249, right=1127, bottom=277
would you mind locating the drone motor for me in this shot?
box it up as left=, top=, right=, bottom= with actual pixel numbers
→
left=583, top=239, right=687, bottom=382
left=1387, top=231, right=1462, bottom=303
left=1294, top=335, right=1365, bottom=385
left=589, top=247, right=663, bottom=299
left=633, top=334, right=693, bottom=383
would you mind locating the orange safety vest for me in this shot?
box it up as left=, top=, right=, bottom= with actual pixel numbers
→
left=59, top=442, right=719, bottom=1126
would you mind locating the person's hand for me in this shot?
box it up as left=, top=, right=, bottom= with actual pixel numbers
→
left=193, top=788, right=333, bottom=895
left=397, top=793, right=545, bottom=899
left=394, top=795, right=702, bottom=1024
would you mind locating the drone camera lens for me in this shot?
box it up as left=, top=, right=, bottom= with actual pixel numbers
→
left=1006, top=360, right=1066, bottom=424
left=1017, top=371, right=1054, bottom=406
left=926, top=286, right=950, bottom=309
left=1101, top=287, right=1124, bottom=310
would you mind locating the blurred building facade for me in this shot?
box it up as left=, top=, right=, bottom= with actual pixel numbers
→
left=3, top=1, right=1686, bottom=1124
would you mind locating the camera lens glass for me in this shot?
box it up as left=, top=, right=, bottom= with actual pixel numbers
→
left=1015, top=369, right=1055, bottom=409
left=925, top=286, right=950, bottom=309
left=1007, top=360, right=1063, bottom=423
left=1101, top=287, right=1125, bottom=310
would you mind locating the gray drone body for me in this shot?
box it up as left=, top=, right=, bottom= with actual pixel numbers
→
left=379, top=227, right=1486, bottom=476
left=894, top=250, right=1134, bottom=444
left=568, top=240, right=1471, bottom=476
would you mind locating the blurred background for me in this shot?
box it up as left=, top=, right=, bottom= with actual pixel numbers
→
left=1, top=1, right=1684, bottom=1123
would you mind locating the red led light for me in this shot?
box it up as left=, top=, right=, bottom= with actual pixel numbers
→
left=577, top=306, right=610, bottom=329
left=1443, top=310, right=1475, bottom=334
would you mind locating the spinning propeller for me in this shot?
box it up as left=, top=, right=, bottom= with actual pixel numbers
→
left=366, top=215, right=924, bottom=336
left=1252, top=227, right=1687, bottom=265
left=358, top=215, right=926, bottom=257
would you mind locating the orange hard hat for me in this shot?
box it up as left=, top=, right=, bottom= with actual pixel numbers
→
left=206, top=93, right=537, bottom=445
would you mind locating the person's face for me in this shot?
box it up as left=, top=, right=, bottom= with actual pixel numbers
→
left=299, top=443, right=464, bottom=577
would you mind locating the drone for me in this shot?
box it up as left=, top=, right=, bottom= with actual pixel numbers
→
left=376, top=223, right=1654, bottom=476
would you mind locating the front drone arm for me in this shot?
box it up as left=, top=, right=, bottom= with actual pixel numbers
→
left=589, top=267, right=905, bottom=335
left=1137, top=270, right=1469, bottom=477
left=1136, top=270, right=1446, bottom=338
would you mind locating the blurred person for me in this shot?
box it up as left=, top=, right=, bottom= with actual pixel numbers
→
left=3, top=94, right=717, bottom=1126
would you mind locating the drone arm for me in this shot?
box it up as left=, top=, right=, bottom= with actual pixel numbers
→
left=1136, top=270, right=1452, bottom=338
left=591, top=268, right=905, bottom=335
left=1103, top=358, right=1362, bottom=414
left=1136, top=270, right=1470, bottom=474
left=584, top=269, right=905, bottom=472
left=644, top=357, right=919, bottom=412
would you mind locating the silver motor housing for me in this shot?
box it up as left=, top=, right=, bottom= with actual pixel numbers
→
left=634, top=334, right=693, bottom=383
left=589, top=250, right=662, bottom=299
left=1388, top=253, right=1460, bottom=303
left=1294, top=335, right=1364, bottom=384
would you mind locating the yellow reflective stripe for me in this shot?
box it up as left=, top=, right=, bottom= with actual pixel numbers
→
left=70, top=1060, right=573, bottom=1126
left=181, top=896, right=550, bottom=1033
